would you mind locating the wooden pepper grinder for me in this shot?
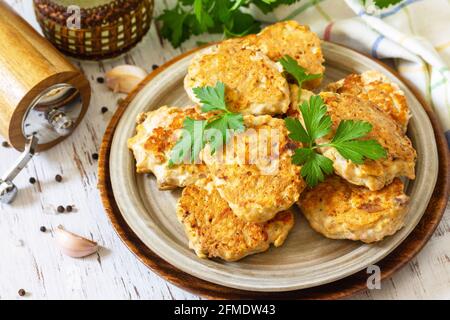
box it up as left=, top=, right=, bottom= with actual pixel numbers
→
left=0, top=1, right=91, bottom=203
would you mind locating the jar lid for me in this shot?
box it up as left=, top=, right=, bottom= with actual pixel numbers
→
left=34, top=0, right=143, bottom=27
left=51, top=0, right=112, bottom=9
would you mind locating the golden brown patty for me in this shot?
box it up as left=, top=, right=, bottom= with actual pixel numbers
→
left=299, top=176, right=409, bottom=243
left=184, top=41, right=290, bottom=115
left=177, top=178, right=295, bottom=261
left=252, top=21, right=324, bottom=89
left=326, top=70, right=410, bottom=132
left=316, top=92, right=416, bottom=191
left=202, top=115, right=305, bottom=223
left=127, top=106, right=209, bottom=189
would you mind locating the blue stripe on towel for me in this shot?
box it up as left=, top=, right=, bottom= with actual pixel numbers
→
left=371, top=35, right=385, bottom=59
left=380, top=0, right=423, bottom=19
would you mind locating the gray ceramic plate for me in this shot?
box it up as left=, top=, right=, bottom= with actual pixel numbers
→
left=109, top=42, right=438, bottom=292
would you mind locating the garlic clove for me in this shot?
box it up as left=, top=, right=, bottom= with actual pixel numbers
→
left=105, top=65, right=147, bottom=94
left=55, top=225, right=98, bottom=258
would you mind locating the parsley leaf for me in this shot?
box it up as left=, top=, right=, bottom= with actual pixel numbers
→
left=193, top=82, right=228, bottom=112
left=285, top=95, right=386, bottom=187
left=169, top=82, right=245, bottom=164
left=299, top=95, right=332, bottom=143
left=279, top=55, right=322, bottom=91
left=373, top=0, right=403, bottom=9
left=293, top=148, right=334, bottom=187
left=206, top=112, right=245, bottom=154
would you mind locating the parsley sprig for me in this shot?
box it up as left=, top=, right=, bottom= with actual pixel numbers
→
left=280, top=53, right=386, bottom=187
left=279, top=55, right=322, bottom=92
left=169, top=82, right=245, bottom=166
left=285, top=95, right=387, bottom=187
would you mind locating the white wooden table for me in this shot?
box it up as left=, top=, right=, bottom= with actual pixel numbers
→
left=1, top=0, right=448, bottom=300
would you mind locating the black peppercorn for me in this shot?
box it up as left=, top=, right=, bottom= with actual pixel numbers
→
left=152, top=64, right=159, bottom=70
left=40, top=226, right=46, bottom=232
left=66, top=205, right=73, bottom=212
left=101, top=106, right=108, bottom=114
left=55, top=174, right=62, bottom=182
left=29, top=177, right=36, bottom=184
left=92, top=153, right=99, bottom=160
left=1, top=141, right=9, bottom=148
left=96, top=76, right=105, bottom=83
left=57, top=205, right=65, bottom=213
left=18, top=289, right=26, bottom=296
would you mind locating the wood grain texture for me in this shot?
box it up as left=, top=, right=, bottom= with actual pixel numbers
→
left=98, top=44, right=449, bottom=300
left=0, top=0, right=448, bottom=300
left=0, top=1, right=90, bottom=151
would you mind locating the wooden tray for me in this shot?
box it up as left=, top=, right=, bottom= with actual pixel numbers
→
left=98, top=45, right=449, bottom=299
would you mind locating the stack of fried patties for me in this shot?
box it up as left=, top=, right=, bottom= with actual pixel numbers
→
left=128, top=21, right=416, bottom=262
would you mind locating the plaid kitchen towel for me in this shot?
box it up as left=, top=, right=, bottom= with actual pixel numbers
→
left=253, top=0, right=450, bottom=147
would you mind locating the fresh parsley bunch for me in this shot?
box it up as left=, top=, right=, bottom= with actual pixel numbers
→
left=169, top=82, right=245, bottom=166
left=157, top=0, right=300, bottom=47
left=280, top=54, right=386, bottom=187
left=158, top=0, right=404, bottom=48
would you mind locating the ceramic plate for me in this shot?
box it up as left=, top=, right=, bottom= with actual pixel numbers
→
left=109, top=42, right=438, bottom=292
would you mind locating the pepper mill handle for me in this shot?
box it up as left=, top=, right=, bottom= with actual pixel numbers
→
left=0, top=135, right=39, bottom=204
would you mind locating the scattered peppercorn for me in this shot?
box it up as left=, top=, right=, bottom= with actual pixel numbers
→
left=29, top=177, right=36, bottom=184
left=92, top=153, right=99, bottom=160
left=40, top=226, right=46, bottom=233
left=57, top=205, right=65, bottom=213
left=18, top=289, right=26, bottom=296
left=96, top=77, right=105, bottom=84
left=101, top=106, right=108, bottom=114
left=55, top=174, right=62, bottom=182
left=66, top=205, right=73, bottom=212
left=1, top=141, right=9, bottom=148
left=117, top=98, right=124, bottom=105
left=152, top=64, right=159, bottom=70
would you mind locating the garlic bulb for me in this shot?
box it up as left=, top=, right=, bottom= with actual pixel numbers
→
left=105, top=65, right=147, bottom=94
left=55, top=225, right=98, bottom=258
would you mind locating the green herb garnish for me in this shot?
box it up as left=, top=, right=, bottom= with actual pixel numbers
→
left=169, top=82, right=245, bottom=165
left=285, top=95, right=387, bottom=187
left=279, top=55, right=322, bottom=92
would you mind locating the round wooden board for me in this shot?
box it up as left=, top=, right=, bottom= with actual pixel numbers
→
left=98, top=45, right=449, bottom=299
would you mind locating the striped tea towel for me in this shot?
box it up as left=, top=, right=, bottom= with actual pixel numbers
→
left=253, top=0, right=450, bottom=147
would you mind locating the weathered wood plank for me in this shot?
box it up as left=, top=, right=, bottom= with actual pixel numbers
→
left=0, top=0, right=448, bottom=300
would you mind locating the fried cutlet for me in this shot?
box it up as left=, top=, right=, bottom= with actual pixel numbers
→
left=184, top=42, right=290, bottom=115
left=326, top=70, right=410, bottom=132
left=298, top=176, right=409, bottom=243
left=202, top=115, right=306, bottom=223
left=177, top=178, right=295, bottom=261
left=317, top=92, right=416, bottom=191
left=127, top=106, right=209, bottom=189
left=252, top=21, right=324, bottom=89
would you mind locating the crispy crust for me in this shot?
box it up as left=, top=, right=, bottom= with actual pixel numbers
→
left=317, top=92, right=416, bottom=191
left=127, top=106, right=209, bottom=189
left=299, top=176, right=409, bottom=243
left=326, top=71, right=410, bottom=132
left=184, top=42, right=290, bottom=115
left=202, top=115, right=305, bottom=223
left=177, top=178, right=295, bottom=261
left=252, top=21, right=324, bottom=89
